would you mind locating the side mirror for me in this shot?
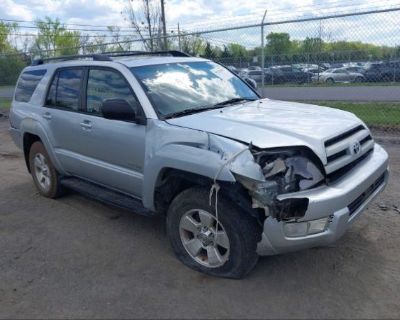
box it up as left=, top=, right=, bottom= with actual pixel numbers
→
left=245, top=78, right=257, bottom=89
left=101, top=99, right=137, bottom=122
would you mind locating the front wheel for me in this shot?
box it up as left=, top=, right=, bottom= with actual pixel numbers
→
left=166, top=187, right=260, bottom=279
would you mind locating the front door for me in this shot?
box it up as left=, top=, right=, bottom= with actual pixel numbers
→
left=73, top=67, right=146, bottom=197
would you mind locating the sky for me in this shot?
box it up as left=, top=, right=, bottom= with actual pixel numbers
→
left=1, top=0, right=400, bottom=48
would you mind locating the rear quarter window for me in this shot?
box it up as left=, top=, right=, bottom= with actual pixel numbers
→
left=14, top=69, right=47, bottom=102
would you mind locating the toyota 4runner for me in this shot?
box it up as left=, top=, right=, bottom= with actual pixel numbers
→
left=9, top=51, right=389, bottom=278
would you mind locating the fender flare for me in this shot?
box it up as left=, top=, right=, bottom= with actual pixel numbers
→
left=142, top=143, right=237, bottom=210
left=19, top=117, right=66, bottom=175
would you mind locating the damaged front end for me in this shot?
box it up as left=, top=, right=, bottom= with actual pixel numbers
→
left=232, top=147, right=325, bottom=221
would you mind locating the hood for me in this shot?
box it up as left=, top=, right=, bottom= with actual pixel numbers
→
left=166, top=99, right=363, bottom=164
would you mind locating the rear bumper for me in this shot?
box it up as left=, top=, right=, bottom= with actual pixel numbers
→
left=257, top=143, right=389, bottom=256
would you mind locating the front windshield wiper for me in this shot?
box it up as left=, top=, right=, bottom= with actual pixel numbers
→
left=163, top=97, right=257, bottom=120
left=163, top=104, right=225, bottom=119
left=214, top=97, right=257, bottom=106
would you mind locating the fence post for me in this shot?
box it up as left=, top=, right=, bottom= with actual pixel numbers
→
left=261, top=10, right=267, bottom=91
left=177, top=23, right=181, bottom=51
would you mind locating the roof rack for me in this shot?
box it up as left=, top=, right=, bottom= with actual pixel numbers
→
left=31, top=50, right=191, bottom=66
left=31, top=54, right=111, bottom=66
left=104, top=50, right=191, bottom=58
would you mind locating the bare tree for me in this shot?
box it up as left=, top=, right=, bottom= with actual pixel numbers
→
left=124, top=0, right=162, bottom=52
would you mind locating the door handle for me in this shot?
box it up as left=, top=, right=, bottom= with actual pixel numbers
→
left=80, top=120, right=92, bottom=130
left=42, top=112, right=52, bottom=120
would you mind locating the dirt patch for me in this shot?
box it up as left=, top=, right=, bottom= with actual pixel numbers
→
left=0, top=122, right=399, bottom=319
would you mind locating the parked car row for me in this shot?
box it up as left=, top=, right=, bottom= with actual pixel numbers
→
left=225, top=59, right=400, bottom=85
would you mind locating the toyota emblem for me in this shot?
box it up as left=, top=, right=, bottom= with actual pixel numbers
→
left=351, top=141, right=361, bottom=155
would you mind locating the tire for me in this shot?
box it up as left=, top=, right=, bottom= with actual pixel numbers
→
left=325, top=78, right=334, bottom=84
left=29, top=141, right=64, bottom=198
left=166, top=187, right=260, bottom=279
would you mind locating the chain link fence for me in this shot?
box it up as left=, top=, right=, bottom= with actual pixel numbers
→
left=1, top=8, right=399, bottom=131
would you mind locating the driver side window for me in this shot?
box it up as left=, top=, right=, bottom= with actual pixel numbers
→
left=86, top=68, right=139, bottom=116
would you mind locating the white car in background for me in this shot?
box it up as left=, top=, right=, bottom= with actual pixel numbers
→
left=313, top=68, right=365, bottom=83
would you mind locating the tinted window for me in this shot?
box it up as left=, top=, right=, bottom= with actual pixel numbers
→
left=86, top=69, right=139, bottom=115
left=47, top=69, right=82, bottom=111
left=15, top=69, right=47, bottom=102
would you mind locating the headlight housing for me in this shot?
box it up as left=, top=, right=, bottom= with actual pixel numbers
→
left=234, top=147, right=325, bottom=220
left=253, top=147, right=325, bottom=193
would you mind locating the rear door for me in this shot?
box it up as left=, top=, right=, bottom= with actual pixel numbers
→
left=42, top=67, right=89, bottom=176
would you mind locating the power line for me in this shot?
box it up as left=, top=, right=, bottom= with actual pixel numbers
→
left=0, top=17, right=134, bottom=30
left=1, top=7, right=399, bottom=57
left=1, top=19, right=178, bottom=34
left=1, top=32, right=141, bottom=39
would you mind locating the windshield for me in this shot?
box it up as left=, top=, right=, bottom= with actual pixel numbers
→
left=130, top=61, right=258, bottom=118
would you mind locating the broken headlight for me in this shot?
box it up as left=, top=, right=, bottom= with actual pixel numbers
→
left=234, top=148, right=324, bottom=219
left=253, top=148, right=325, bottom=194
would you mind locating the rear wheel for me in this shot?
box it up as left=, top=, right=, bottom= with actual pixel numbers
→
left=325, top=78, right=334, bottom=84
left=166, top=187, right=260, bottom=279
left=29, top=141, right=63, bottom=198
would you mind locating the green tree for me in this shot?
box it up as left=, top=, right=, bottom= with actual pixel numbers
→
left=203, top=41, right=215, bottom=59
left=0, top=22, right=27, bottom=85
left=55, top=31, right=80, bottom=55
left=32, top=17, right=85, bottom=57
left=227, top=43, right=247, bottom=58
left=265, top=32, right=292, bottom=56
left=301, top=37, right=323, bottom=53
left=0, top=22, right=18, bottom=53
left=221, top=45, right=231, bottom=59
left=180, top=33, right=205, bottom=56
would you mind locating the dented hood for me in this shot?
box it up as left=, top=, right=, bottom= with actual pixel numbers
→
left=166, top=99, right=364, bottom=164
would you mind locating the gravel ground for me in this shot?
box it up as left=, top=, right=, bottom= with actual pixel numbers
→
left=0, top=116, right=399, bottom=319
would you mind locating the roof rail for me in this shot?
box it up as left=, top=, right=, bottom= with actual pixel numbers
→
left=31, top=54, right=111, bottom=66
left=103, top=50, right=191, bottom=58
left=30, top=50, right=191, bottom=66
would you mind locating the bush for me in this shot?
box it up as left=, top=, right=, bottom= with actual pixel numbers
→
left=0, top=54, right=28, bottom=86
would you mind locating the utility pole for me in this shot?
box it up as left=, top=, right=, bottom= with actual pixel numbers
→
left=160, top=0, right=168, bottom=50
left=261, top=10, right=267, bottom=90
left=177, top=23, right=181, bottom=51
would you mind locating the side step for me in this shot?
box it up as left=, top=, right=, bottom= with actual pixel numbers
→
left=60, top=177, right=154, bottom=216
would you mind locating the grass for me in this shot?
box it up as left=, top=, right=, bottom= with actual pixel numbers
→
left=0, top=96, right=397, bottom=129
left=303, top=101, right=400, bottom=129
left=0, top=98, right=11, bottom=112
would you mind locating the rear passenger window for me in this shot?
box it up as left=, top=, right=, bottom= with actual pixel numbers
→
left=15, top=69, right=47, bottom=102
left=86, top=69, right=139, bottom=115
left=46, top=68, right=83, bottom=111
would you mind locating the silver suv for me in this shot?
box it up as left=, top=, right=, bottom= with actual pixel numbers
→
left=9, top=51, right=389, bottom=278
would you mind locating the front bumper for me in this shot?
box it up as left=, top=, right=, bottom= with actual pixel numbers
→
left=257, top=143, right=389, bottom=256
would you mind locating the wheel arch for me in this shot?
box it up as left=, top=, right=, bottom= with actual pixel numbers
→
left=20, top=118, right=65, bottom=174
left=23, top=132, right=41, bottom=172
left=152, top=167, right=263, bottom=222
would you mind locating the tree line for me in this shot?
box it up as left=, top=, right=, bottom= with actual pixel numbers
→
left=1, top=17, right=399, bottom=85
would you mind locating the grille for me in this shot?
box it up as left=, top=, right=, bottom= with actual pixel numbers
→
left=324, top=125, right=374, bottom=180
left=348, top=174, right=385, bottom=216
